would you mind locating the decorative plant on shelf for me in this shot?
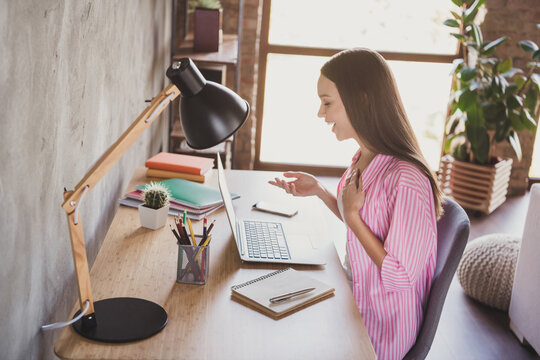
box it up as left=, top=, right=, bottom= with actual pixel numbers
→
left=138, top=182, right=171, bottom=230
left=443, top=0, right=539, bottom=165
left=440, top=0, right=539, bottom=215
left=188, top=0, right=223, bottom=52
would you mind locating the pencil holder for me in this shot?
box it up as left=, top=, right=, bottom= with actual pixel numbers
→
left=177, top=241, right=210, bottom=285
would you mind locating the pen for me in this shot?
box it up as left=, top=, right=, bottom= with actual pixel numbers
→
left=203, top=217, right=208, bottom=240
left=269, top=287, right=316, bottom=304
left=186, top=217, right=196, bottom=246
left=206, top=220, right=215, bottom=237
left=169, top=225, right=181, bottom=244
left=201, top=235, right=212, bottom=247
left=176, top=216, right=183, bottom=236
left=178, top=218, right=190, bottom=245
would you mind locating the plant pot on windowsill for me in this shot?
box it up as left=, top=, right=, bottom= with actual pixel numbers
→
left=439, top=155, right=513, bottom=215
left=193, top=7, right=223, bottom=52
left=138, top=182, right=171, bottom=230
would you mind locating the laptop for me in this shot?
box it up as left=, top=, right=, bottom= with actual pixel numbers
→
left=216, top=154, right=326, bottom=265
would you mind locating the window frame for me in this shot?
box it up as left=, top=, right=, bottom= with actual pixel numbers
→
left=254, top=0, right=462, bottom=176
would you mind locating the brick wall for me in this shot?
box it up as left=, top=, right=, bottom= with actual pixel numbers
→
left=482, top=0, right=540, bottom=194
left=234, top=0, right=262, bottom=169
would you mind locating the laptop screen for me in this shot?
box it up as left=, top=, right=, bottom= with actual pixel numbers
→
left=216, top=154, right=238, bottom=241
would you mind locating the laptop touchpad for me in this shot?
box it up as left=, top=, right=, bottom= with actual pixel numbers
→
left=288, top=235, right=317, bottom=250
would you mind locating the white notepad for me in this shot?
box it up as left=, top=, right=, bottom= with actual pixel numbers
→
left=231, top=268, right=335, bottom=318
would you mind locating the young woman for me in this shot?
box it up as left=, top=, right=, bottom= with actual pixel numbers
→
left=269, top=48, right=444, bottom=360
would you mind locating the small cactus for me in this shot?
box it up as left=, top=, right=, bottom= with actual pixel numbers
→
left=142, top=182, right=171, bottom=210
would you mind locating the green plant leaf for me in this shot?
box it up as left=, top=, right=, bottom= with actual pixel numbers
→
left=481, top=37, right=507, bottom=56
left=483, top=102, right=505, bottom=123
left=464, top=0, right=486, bottom=23
left=459, top=67, right=478, bottom=82
left=521, top=108, right=537, bottom=132
left=444, top=134, right=458, bottom=154
left=533, top=50, right=540, bottom=61
left=459, top=89, right=477, bottom=111
left=466, top=123, right=490, bottom=164
left=451, top=11, right=462, bottom=20
left=505, top=84, right=519, bottom=96
left=498, top=75, right=509, bottom=94
left=466, top=103, right=485, bottom=128
left=531, top=74, right=540, bottom=92
left=520, top=40, right=539, bottom=53
left=470, top=23, right=483, bottom=48
left=514, top=75, right=527, bottom=89
left=451, top=0, right=463, bottom=6
left=507, top=131, right=522, bottom=161
left=444, top=19, right=460, bottom=28
left=500, top=68, right=522, bottom=79
left=496, top=58, right=512, bottom=74
left=524, top=88, right=539, bottom=115
left=451, top=33, right=466, bottom=41
left=509, top=111, right=525, bottom=131
left=507, top=94, right=523, bottom=110
left=450, top=58, right=465, bottom=74
left=494, top=119, right=510, bottom=142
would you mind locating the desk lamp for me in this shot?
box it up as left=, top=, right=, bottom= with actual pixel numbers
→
left=61, top=58, right=249, bottom=343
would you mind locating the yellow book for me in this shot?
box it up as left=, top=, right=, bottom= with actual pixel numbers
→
left=146, top=168, right=206, bottom=183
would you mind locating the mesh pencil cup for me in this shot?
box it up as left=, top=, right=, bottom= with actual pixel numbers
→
left=177, top=241, right=209, bottom=285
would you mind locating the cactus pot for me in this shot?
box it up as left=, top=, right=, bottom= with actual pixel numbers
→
left=138, top=204, right=170, bottom=230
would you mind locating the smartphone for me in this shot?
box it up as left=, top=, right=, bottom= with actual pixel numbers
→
left=252, top=201, right=298, bottom=217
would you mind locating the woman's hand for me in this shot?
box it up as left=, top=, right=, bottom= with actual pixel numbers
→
left=268, top=172, right=322, bottom=197
left=342, top=168, right=365, bottom=223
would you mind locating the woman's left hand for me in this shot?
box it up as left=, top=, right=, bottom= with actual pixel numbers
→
left=342, top=168, right=365, bottom=222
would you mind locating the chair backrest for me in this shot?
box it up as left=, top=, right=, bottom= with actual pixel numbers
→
left=404, top=198, right=470, bottom=360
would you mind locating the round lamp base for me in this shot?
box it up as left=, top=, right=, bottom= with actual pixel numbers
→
left=72, top=297, right=167, bottom=343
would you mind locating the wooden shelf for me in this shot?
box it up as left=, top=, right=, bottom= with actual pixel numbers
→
left=172, top=33, right=238, bottom=66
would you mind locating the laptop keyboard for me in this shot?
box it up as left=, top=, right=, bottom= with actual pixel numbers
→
left=244, top=221, right=290, bottom=260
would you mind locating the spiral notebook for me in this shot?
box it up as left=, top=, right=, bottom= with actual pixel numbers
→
left=231, top=268, right=335, bottom=318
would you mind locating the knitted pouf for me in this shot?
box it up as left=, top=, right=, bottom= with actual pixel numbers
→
left=457, top=233, right=521, bottom=311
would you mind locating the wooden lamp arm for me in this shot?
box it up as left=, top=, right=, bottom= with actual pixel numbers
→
left=61, top=83, right=181, bottom=315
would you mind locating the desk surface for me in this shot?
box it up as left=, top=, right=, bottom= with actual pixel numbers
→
left=55, top=168, right=375, bottom=360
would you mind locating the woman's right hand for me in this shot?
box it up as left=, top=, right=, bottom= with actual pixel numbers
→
left=268, top=172, right=322, bottom=197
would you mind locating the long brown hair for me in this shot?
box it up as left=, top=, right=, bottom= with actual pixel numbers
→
left=321, top=48, right=444, bottom=218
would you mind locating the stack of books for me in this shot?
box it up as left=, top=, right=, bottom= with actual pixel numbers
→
left=145, top=152, right=215, bottom=183
left=119, top=178, right=239, bottom=220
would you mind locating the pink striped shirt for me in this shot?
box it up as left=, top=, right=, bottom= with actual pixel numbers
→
left=337, top=152, right=437, bottom=360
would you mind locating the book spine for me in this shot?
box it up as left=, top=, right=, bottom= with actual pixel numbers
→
left=146, top=168, right=205, bottom=183
left=145, top=161, right=204, bottom=175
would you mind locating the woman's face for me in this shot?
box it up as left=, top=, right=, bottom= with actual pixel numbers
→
left=317, top=75, right=359, bottom=143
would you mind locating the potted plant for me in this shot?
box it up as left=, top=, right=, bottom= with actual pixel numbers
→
left=138, top=182, right=171, bottom=230
left=189, top=0, right=223, bottom=52
left=440, top=0, right=539, bottom=214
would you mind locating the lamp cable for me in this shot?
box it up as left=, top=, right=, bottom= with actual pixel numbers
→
left=41, top=300, right=90, bottom=331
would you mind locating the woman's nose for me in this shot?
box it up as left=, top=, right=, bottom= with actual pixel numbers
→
left=317, top=105, right=324, bottom=118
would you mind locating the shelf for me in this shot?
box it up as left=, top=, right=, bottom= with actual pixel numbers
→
left=172, top=33, right=238, bottom=66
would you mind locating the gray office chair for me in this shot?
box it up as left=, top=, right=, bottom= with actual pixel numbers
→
left=404, top=198, right=470, bottom=360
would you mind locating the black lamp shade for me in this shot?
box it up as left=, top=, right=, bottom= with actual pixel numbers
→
left=166, top=58, right=250, bottom=149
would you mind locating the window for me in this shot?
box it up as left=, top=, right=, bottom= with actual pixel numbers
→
left=255, top=0, right=460, bottom=174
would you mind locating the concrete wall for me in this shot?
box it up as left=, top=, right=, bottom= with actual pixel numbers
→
left=0, top=1, right=172, bottom=358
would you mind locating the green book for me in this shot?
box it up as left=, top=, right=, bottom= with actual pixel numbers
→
left=137, top=178, right=239, bottom=210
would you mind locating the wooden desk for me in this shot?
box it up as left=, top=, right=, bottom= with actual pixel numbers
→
left=55, top=168, right=375, bottom=360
